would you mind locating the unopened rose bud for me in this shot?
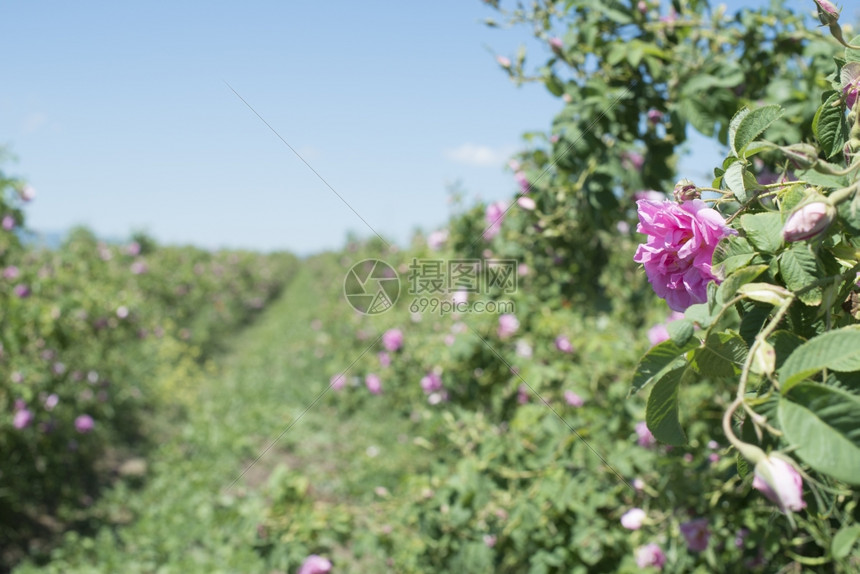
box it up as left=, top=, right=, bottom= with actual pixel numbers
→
left=814, top=0, right=840, bottom=26
left=496, top=55, right=511, bottom=68
left=751, top=340, right=776, bottom=376
left=737, top=283, right=792, bottom=306
left=753, top=454, right=806, bottom=513
left=549, top=37, right=563, bottom=54
left=782, top=201, right=835, bottom=242
left=647, top=109, right=663, bottom=125
left=673, top=179, right=699, bottom=202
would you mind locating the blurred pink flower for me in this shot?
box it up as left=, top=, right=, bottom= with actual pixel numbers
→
left=297, top=555, right=332, bottom=574
left=330, top=374, right=346, bottom=391
left=125, top=242, right=141, bottom=256
left=496, top=55, right=511, bottom=68
left=2, top=215, right=15, bottom=231
left=517, top=196, right=536, bottom=211
left=635, top=543, right=666, bottom=570
left=517, top=384, right=529, bottom=404
left=483, top=534, right=497, bottom=548
left=484, top=201, right=507, bottom=240
left=635, top=421, right=656, bottom=448
left=378, top=352, right=391, bottom=368
left=622, top=151, right=645, bottom=171
left=753, top=455, right=806, bottom=513
left=3, top=266, right=20, bottom=280
left=680, top=518, right=710, bottom=552
left=44, top=394, right=59, bottom=411
left=20, top=185, right=36, bottom=201
left=647, top=323, right=670, bottom=346
left=116, top=306, right=129, bottom=319
left=381, top=328, right=403, bottom=352
left=130, top=261, right=148, bottom=274
left=564, top=390, right=584, bottom=407
left=427, top=229, right=448, bottom=250
left=365, top=374, right=382, bottom=395
left=420, top=372, right=443, bottom=394
left=555, top=335, right=574, bottom=353
left=515, top=340, right=532, bottom=358
left=634, top=199, right=735, bottom=311
left=514, top=171, right=530, bottom=194
left=498, top=314, right=519, bottom=338
left=549, top=36, right=563, bottom=53
left=647, top=109, right=663, bottom=124
left=74, top=414, right=94, bottom=433
left=452, top=290, right=468, bottom=305
left=14, top=284, right=30, bottom=298
left=621, top=508, right=646, bottom=530
left=14, top=408, right=33, bottom=429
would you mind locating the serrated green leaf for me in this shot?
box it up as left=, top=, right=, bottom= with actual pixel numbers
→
left=736, top=452, right=750, bottom=479
left=692, top=332, right=748, bottom=377
left=740, top=212, right=783, bottom=253
left=778, top=245, right=822, bottom=306
left=724, top=162, right=748, bottom=203
left=767, top=330, right=806, bottom=371
left=631, top=338, right=699, bottom=394
left=728, top=108, right=751, bottom=157
left=813, top=92, right=849, bottom=159
left=778, top=325, right=860, bottom=392
left=714, top=236, right=757, bottom=278
left=684, top=303, right=716, bottom=329
left=732, top=105, right=784, bottom=157
left=646, top=365, right=687, bottom=446
left=845, top=35, right=860, bottom=64
left=778, top=383, right=860, bottom=484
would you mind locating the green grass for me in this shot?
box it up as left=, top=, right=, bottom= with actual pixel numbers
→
left=15, top=258, right=433, bottom=573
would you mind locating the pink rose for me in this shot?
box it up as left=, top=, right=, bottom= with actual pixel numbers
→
left=635, top=543, right=666, bottom=569
left=782, top=202, right=834, bottom=242
left=381, top=328, right=403, bottom=352
left=365, top=374, right=382, bottom=395
left=621, top=508, right=646, bottom=530
left=497, top=314, right=519, bottom=338
left=680, top=518, right=710, bottom=552
left=297, top=554, right=332, bottom=574
left=483, top=201, right=507, bottom=240
left=634, top=199, right=735, bottom=311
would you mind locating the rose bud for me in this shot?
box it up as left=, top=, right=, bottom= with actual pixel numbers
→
left=673, top=178, right=699, bottom=202
left=814, top=0, right=840, bottom=26
left=782, top=201, right=835, bottom=242
left=753, top=454, right=806, bottom=513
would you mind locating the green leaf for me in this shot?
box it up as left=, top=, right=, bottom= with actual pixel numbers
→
left=724, top=162, right=748, bottom=203
left=812, top=91, right=849, bottom=159
left=646, top=365, right=687, bottom=446
left=845, top=35, right=860, bottom=64
left=691, top=332, right=748, bottom=377
left=631, top=338, right=698, bottom=394
left=778, top=383, right=860, bottom=484
left=779, top=245, right=822, bottom=306
left=736, top=452, right=750, bottom=479
left=767, top=330, right=805, bottom=371
left=728, top=108, right=750, bottom=157
left=713, top=236, right=757, bottom=278
left=684, top=303, right=716, bottom=329
left=778, top=325, right=860, bottom=392
left=740, top=212, right=783, bottom=253
left=731, top=105, right=784, bottom=157
left=717, top=264, right=768, bottom=304
left=832, top=525, right=860, bottom=560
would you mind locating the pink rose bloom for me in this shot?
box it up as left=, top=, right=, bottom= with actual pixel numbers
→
left=330, top=374, right=346, bottom=391
left=14, top=408, right=33, bottom=429
left=125, top=242, right=141, bottom=256
left=2, top=215, right=15, bottom=231
left=483, top=201, right=507, bottom=240
left=634, top=199, right=735, bottom=311
left=45, top=394, right=59, bottom=411
left=514, top=171, right=530, bottom=194
left=74, top=414, right=95, bottom=433
left=365, top=374, right=382, bottom=395
left=564, top=390, right=584, bottom=407
left=680, top=518, right=710, bottom=552
left=14, top=284, right=30, bottom=298
left=378, top=352, right=391, bottom=368
left=555, top=335, right=574, bottom=353
left=427, top=229, right=448, bottom=251
left=621, top=508, right=646, bottom=530
left=420, top=372, right=443, bottom=394
left=3, top=266, right=20, bottom=280
left=297, top=554, right=332, bottom=574
left=497, top=314, right=519, bottom=338
left=635, top=421, right=656, bottom=448
left=635, top=543, right=666, bottom=570
left=381, top=328, right=403, bottom=352
left=753, top=455, right=806, bottom=513
left=647, top=109, right=663, bottom=124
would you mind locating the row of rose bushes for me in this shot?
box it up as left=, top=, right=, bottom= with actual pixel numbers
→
left=258, top=1, right=859, bottom=571
left=0, top=175, right=299, bottom=568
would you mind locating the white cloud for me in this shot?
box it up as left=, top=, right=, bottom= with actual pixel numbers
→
left=443, top=143, right=514, bottom=167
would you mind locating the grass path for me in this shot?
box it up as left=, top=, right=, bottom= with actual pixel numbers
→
left=17, top=259, right=428, bottom=573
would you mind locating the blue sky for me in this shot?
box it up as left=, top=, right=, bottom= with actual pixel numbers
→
left=0, top=0, right=818, bottom=254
